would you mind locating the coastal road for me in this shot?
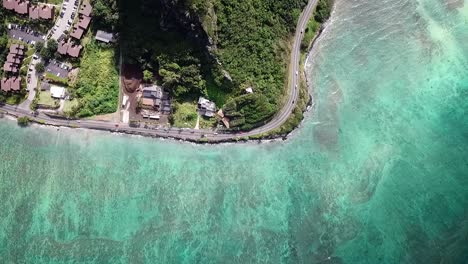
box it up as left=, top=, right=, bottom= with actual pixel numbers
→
left=0, top=0, right=318, bottom=142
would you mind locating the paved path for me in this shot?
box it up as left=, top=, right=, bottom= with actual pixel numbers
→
left=1, top=0, right=318, bottom=142
left=18, top=55, right=40, bottom=111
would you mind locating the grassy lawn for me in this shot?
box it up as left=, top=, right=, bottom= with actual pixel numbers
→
left=172, top=102, right=198, bottom=128
left=63, top=98, right=78, bottom=113
left=5, top=93, right=27, bottom=105
left=71, top=41, right=119, bottom=117
left=44, top=0, right=62, bottom=5
left=38, top=91, right=58, bottom=107
left=45, top=72, right=68, bottom=85
left=199, top=115, right=217, bottom=129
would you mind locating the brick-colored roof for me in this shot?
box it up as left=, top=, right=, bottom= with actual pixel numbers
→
left=6, top=53, right=21, bottom=64
left=70, top=27, right=84, bottom=39
left=29, top=5, right=39, bottom=19
left=57, top=41, right=70, bottom=55
left=38, top=4, right=53, bottom=19
left=10, top=77, right=21, bottom=91
left=15, top=0, right=29, bottom=14
left=3, top=62, right=19, bottom=73
left=79, top=1, right=92, bottom=16
left=2, top=0, right=15, bottom=10
left=67, top=45, right=82, bottom=57
left=78, top=15, right=91, bottom=29
left=1, top=78, right=12, bottom=92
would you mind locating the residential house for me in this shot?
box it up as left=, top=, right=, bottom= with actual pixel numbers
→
left=15, top=0, right=29, bottom=14
left=1, top=77, right=21, bottom=92
left=78, top=15, right=91, bottom=29
left=58, top=40, right=82, bottom=57
left=70, top=26, right=84, bottom=40
left=50, top=85, right=66, bottom=99
left=198, top=97, right=216, bottom=117
left=38, top=4, right=53, bottom=19
left=95, top=30, right=114, bottom=43
left=2, top=0, right=15, bottom=10
left=79, top=1, right=92, bottom=16
left=141, top=85, right=163, bottom=110
left=1, top=78, right=12, bottom=92
left=10, top=77, right=20, bottom=91
left=29, top=5, right=39, bottom=19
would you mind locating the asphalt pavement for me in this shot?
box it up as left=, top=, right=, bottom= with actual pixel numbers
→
left=8, top=27, right=45, bottom=44
left=50, top=0, right=79, bottom=40
left=0, top=0, right=318, bottom=142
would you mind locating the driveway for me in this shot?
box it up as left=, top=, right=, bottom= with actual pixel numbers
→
left=50, top=0, right=79, bottom=40
left=18, top=55, right=40, bottom=111
left=8, top=27, right=45, bottom=45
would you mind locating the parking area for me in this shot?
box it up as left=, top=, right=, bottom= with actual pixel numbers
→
left=50, top=0, right=79, bottom=40
left=45, top=60, right=71, bottom=77
left=7, top=25, right=45, bottom=45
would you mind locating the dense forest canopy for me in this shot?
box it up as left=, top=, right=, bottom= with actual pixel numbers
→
left=115, top=0, right=309, bottom=129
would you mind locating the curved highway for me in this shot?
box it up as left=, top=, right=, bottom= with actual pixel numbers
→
left=0, top=0, right=318, bottom=142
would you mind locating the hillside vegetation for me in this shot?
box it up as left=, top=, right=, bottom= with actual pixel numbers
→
left=119, top=0, right=309, bottom=130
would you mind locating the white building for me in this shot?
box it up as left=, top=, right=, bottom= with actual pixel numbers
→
left=198, top=97, right=216, bottom=117
left=50, top=85, right=66, bottom=99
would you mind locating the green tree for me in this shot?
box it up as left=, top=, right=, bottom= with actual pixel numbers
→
left=34, top=41, right=44, bottom=53
left=17, top=116, right=30, bottom=127
left=143, top=69, right=153, bottom=82
left=35, top=62, right=45, bottom=73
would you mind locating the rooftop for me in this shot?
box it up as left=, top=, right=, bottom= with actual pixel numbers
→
left=10, top=77, right=21, bottom=91
left=78, top=15, right=91, bottom=29
left=79, top=1, right=92, bottom=16
left=2, top=0, right=15, bottom=10
left=15, top=0, right=29, bottom=14
left=29, top=5, right=39, bottom=19
left=38, top=4, right=53, bottom=19
left=70, top=27, right=84, bottom=40
left=95, top=30, right=114, bottom=43
left=1, top=78, right=12, bottom=92
left=67, top=44, right=82, bottom=57
left=50, top=85, right=66, bottom=98
left=142, top=85, right=163, bottom=99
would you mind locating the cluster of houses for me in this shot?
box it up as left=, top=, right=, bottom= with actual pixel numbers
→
left=1, top=44, right=25, bottom=93
left=2, top=0, right=54, bottom=20
left=57, top=1, right=92, bottom=58
left=70, top=2, right=91, bottom=40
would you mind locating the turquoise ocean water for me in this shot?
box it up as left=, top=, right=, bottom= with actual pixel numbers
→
left=1, top=0, right=467, bottom=262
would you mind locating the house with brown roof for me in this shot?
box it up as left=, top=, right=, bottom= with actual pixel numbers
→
left=67, top=44, right=82, bottom=57
left=0, top=77, right=21, bottom=92
left=10, top=77, right=21, bottom=91
left=57, top=41, right=70, bottom=55
left=79, top=1, right=92, bottom=16
left=3, top=62, right=19, bottom=73
left=2, top=0, right=15, bottom=10
left=1, top=78, right=12, bottom=92
left=78, top=15, right=91, bottom=29
left=6, top=53, right=22, bottom=64
left=38, top=4, right=53, bottom=19
left=15, top=0, right=29, bottom=14
left=70, top=26, right=84, bottom=40
left=57, top=40, right=82, bottom=57
left=9, top=44, right=25, bottom=55
left=29, top=5, right=39, bottom=19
